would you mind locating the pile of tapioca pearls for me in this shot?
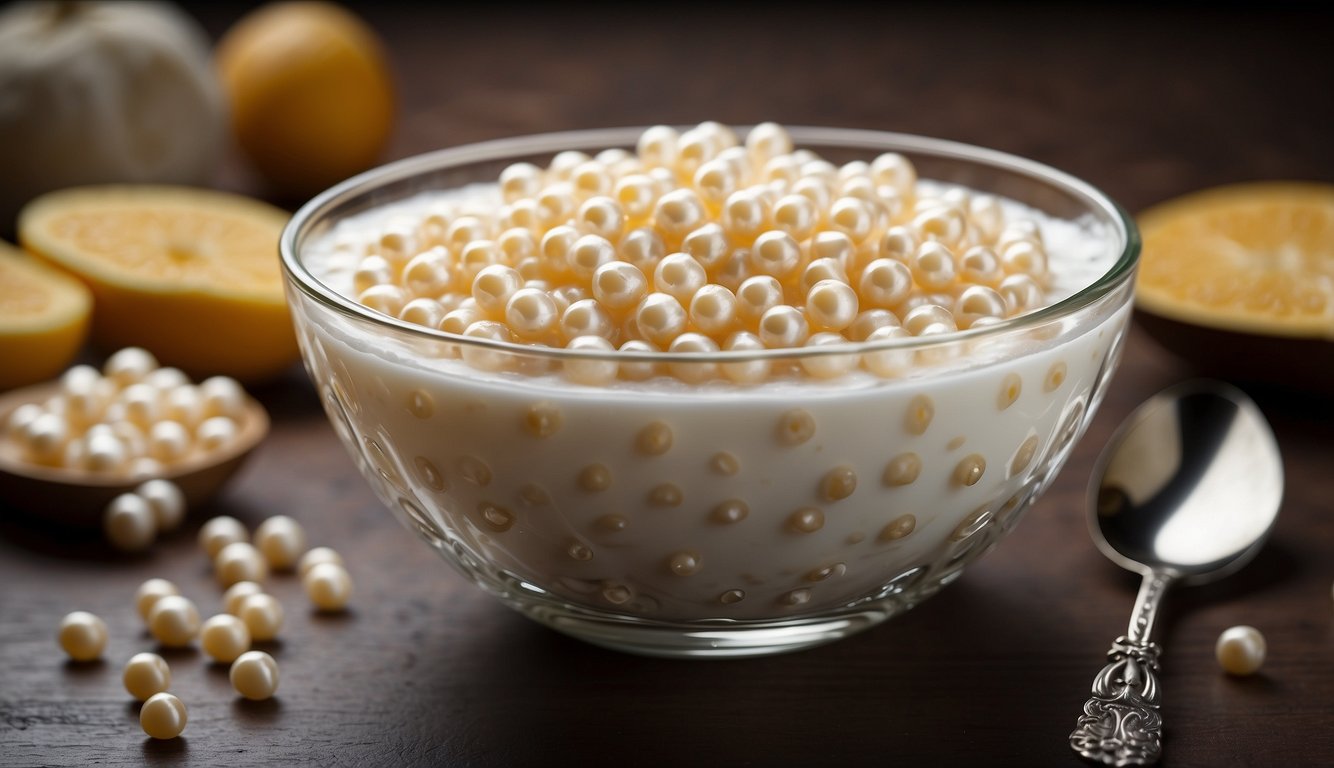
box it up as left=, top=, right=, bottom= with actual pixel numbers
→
left=4, top=347, right=248, bottom=474
left=55, top=514, right=353, bottom=740
left=343, top=121, right=1054, bottom=383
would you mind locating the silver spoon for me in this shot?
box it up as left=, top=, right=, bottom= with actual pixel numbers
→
left=1068, top=379, right=1283, bottom=766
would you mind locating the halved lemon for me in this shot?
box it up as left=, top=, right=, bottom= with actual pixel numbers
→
left=18, top=185, right=298, bottom=382
left=1134, top=181, right=1334, bottom=388
left=0, top=240, right=91, bottom=391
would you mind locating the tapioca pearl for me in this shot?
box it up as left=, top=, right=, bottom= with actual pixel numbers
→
left=440, top=215, right=488, bottom=254
left=497, top=228, right=538, bottom=265
left=199, top=376, right=246, bottom=421
left=135, top=578, right=181, bottom=621
left=837, top=173, right=877, bottom=202
left=791, top=175, right=832, bottom=211
left=758, top=304, right=809, bottom=349
left=570, top=161, right=612, bottom=200
left=634, top=292, right=688, bottom=347
left=903, top=304, right=957, bottom=336
left=709, top=451, right=740, bottom=476
left=827, top=196, right=878, bottom=244
left=787, top=507, right=825, bottom=534
left=761, top=153, right=802, bottom=186
left=399, top=298, right=446, bottom=329
left=20, top=413, right=68, bottom=465
left=820, top=465, right=858, bottom=501
left=998, top=218, right=1044, bottom=248
left=352, top=254, right=395, bottom=294
left=617, top=226, right=667, bottom=274
left=502, top=287, right=558, bottom=340
left=595, top=514, right=628, bottom=532
left=688, top=284, right=739, bottom=337
left=104, top=347, right=159, bottom=386
left=675, top=129, right=720, bottom=181
left=804, top=231, right=855, bottom=271
left=401, top=247, right=451, bottom=298
left=460, top=321, right=514, bottom=372
left=470, top=264, right=523, bottom=317
left=905, top=394, right=935, bottom=435
left=614, top=176, right=660, bottom=226
left=564, top=234, right=615, bottom=282
left=776, top=408, right=816, bottom=446
left=578, top=463, right=613, bottom=492
left=565, top=540, right=594, bottom=562
left=693, top=157, right=739, bottom=210
left=358, top=283, right=408, bottom=317
left=847, top=309, right=900, bottom=342
left=667, top=333, right=720, bottom=383
left=666, top=550, right=702, bottom=576
left=81, top=430, right=128, bottom=473
left=908, top=242, right=957, bottom=293
left=878, top=513, right=917, bottom=542
left=148, top=420, right=191, bottom=464
left=455, top=239, right=501, bottom=283
left=601, top=582, right=633, bottom=605
left=743, top=121, right=792, bottom=164
left=956, top=244, right=1002, bottom=287
left=455, top=455, right=493, bottom=487
left=719, top=589, right=746, bottom=605
left=439, top=305, right=483, bottom=336
left=710, top=499, right=749, bottom=525
left=4, top=403, right=44, bottom=443
left=499, top=162, right=543, bottom=203
left=882, top=452, right=922, bottom=487
left=878, top=226, right=917, bottom=265
left=586, top=266, right=641, bottom=317
left=805, top=279, right=859, bottom=332
left=749, top=230, right=802, bottom=280
left=735, top=275, right=785, bottom=327
left=965, top=194, right=1004, bottom=241
left=197, top=416, right=238, bottom=452
left=712, top=249, right=753, bottom=293
left=652, top=188, right=707, bottom=247
left=951, top=506, right=994, bottom=541
left=771, top=193, right=818, bottom=241
left=799, top=257, right=848, bottom=295
left=999, top=273, right=1044, bottom=317
left=549, top=285, right=589, bottom=314
left=674, top=223, right=727, bottom=274
left=522, top=401, right=563, bottom=439
left=596, top=146, right=633, bottom=166
left=779, top=588, right=812, bottom=607
left=867, top=152, right=915, bottom=196
left=806, top=562, right=847, bottom=582
left=636, top=420, right=674, bottom=456
left=478, top=501, right=514, bottom=532
left=952, top=454, right=987, bottom=488
left=519, top=484, right=549, bottom=506
left=1000, top=240, right=1048, bottom=279
left=715, top=145, right=752, bottom=180
left=800, top=332, right=857, bottom=379
left=717, top=330, right=768, bottom=383
left=499, top=198, right=542, bottom=233
left=653, top=253, right=708, bottom=305
left=617, top=339, right=660, bottom=381
left=1009, top=433, right=1041, bottom=478
left=857, top=258, right=913, bottom=310
left=649, top=483, right=684, bottom=507
left=534, top=182, right=577, bottom=229
left=721, top=188, right=771, bottom=245
left=117, top=383, right=161, bottom=428
left=414, top=456, right=447, bottom=491
left=955, top=285, right=1007, bottom=329
left=1045, top=361, right=1068, bottom=392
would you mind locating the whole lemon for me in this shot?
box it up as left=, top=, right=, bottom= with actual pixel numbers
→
left=216, top=2, right=395, bottom=199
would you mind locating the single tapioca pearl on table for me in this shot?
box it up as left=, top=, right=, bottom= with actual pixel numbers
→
left=199, top=516, right=248, bottom=559
left=140, top=692, right=187, bottom=740
left=148, top=595, right=200, bottom=647
left=201, top=614, right=251, bottom=663
left=230, top=651, right=279, bottom=701
left=253, top=515, right=307, bottom=571
left=135, top=578, right=180, bottom=621
left=237, top=593, right=283, bottom=642
left=58, top=611, right=107, bottom=661
left=104, top=493, right=156, bottom=552
left=123, top=652, right=171, bottom=701
left=215, top=541, right=268, bottom=587
left=304, top=562, right=354, bottom=611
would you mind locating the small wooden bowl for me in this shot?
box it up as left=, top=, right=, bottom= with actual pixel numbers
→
left=0, top=382, right=270, bottom=527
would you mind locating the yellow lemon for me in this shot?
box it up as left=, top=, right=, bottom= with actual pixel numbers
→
left=216, top=1, right=395, bottom=199
left=0, top=240, right=91, bottom=390
left=18, top=185, right=297, bottom=383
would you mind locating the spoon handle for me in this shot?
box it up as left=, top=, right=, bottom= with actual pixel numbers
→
left=1069, top=572, right=1171, bottom=766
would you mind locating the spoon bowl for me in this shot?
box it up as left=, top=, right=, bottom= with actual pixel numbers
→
left=1070, top=379, right=1283, bottom=766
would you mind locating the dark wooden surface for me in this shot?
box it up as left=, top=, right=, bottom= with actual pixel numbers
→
left=3, top=3, right=1333, bottom=766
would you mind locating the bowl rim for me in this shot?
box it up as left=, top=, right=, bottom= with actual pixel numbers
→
left=280, top=125, right=1140, bottom=364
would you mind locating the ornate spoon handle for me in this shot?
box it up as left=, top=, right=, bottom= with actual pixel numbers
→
left=1069, top=572, right=1172, bottom=766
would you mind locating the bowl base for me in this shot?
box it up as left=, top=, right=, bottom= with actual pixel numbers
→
left=483, top=569, right=960, bottom=659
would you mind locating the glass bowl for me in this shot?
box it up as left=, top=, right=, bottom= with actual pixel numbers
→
left=280, top=126, right=1138, bottom=658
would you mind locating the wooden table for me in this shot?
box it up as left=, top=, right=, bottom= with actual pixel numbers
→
left=3, top=3, right=1332, bottom=766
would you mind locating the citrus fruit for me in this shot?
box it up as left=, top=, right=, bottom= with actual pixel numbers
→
left=1134, top=181, right=1334, bottom=389
left=0, top=240, right=91, bottom=390
left=215, top=1, right=395, bottom=199
left=18, top=185, right=298, bottom=382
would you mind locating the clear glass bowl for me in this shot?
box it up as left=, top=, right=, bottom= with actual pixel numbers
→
left=280, top=126, right=1139, bottom=658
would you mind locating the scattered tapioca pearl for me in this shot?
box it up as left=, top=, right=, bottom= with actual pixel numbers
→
left=201, top=614, right=251, bottom=663
left=878, top=514, right=917, bottom=542
left=147, top=595, right=200, bottom=647
left=135, top=578, right=180, bottom=621
left=298, top=547, right=345, bottom=578
left=223, top=581, right=265, bottom=616
left=820, top=466, right=858, bottom=501
left=882, top=453, right=922, bottom=487
left=230, top=651, right=280, bottom=701
left=304, top=562, right=354, bottom=611
left=254, top=515, right=307, bottom=571
left=123, top=652, right=171, bottom=701
left=104, top=493, right=156, bottom=552
left=136, top=479, right=185, bottom=531
left=636, top=421, right=674, bottom=456
left=237, top=593, right=284, bottom=641
left=776, top=409, right=816, bottom=446
left=57, top=611, right=107, bottom=661
left=1216, top=626, right=1266, bottom=676
left=199, top=515, right=248, bottom=559
left=215, top=541, right=269, bottom=587
left=140, top=692, right=187, bottom=739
